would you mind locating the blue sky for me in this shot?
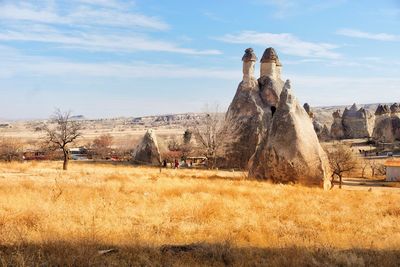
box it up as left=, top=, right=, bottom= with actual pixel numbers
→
left=0, top=0, right=399, bottom=119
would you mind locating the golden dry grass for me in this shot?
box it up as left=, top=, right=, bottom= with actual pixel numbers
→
left=0, top=161, right=399, bottom=266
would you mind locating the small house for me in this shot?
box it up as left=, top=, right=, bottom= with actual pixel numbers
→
left=69, top=147, right=88, bottom=160
left=384, top=160, right=400, bottom=181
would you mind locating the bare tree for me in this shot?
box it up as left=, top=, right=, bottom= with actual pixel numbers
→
left=326, top=144, right=357, bottom=189
left=359, top=158, right=369, bottom=178
left=166, top=130, right=193, bottom=161
left=167, top=136, right=181, bottom=152
left=191, top=105, right=224, bottom=169
left=377, top=164, right=387, bottom=176
left=43, top=109, right=82, bottom=170
left=0, top=137, right=23, bottom=162
left=368, top=159, right=377, bottom=177
left=91, top=134, right=113, bottom=159
left=181, top=129, right=193, bottom=160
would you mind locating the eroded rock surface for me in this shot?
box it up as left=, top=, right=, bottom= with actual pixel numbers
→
left=249, top=80, right=331, bottom=188
left=372, top=104, right=400, bottom=142
left=330, top=104, right=374, bottom=139
left=304, top=103, right=330, bottom=141
left=223, top=47, right=283, bottom=168
left=342, top=104, right=374, bottom=138
left=330, top=110, right=345, bottom=139
left=132, top=129, right=161, bottom=165
left=223, top=48, right=267, bottom=168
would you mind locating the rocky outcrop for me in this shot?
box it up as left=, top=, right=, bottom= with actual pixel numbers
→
left=132, top=129, right=161, bottom=165
left=330, top=104, right=374, bottom=139
left=223, top=47, right=283, bottom=168
left=341, top=103, right=374, bottom=138
left=330, top=110, right=345, bottom=139
left=319, top=125, right=331, bottom=141
left=375, top=104, right=390, bottom=116
left=304, top=103, right=330, bottom=141
left=390, top=103, right=400, bottom=114
left=249, top=80, right=331, bottom=188
left=313, top=120, right=331, bottom=141
left=225, top=47, right=331, bottom=188
left=258, top=47, right=284, bottom=109
left=372, top=104, right=400, bottom=142
left=223, top=48, right=268, bottom=168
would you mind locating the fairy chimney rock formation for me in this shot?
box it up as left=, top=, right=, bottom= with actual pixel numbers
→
left=132, top=129, right=161, bottom=165
left=249, top=80, right=331, bottom=188
left=258, top=47, right=284, bottom=109
left=222, top=48, right=268, bottom=168
left=330, top=103, right=374, bottom=139
left=342, top=103, right=374, bottom=138
left=330, top=110, right=345, bottom=139
left=260, top=47, right=282, bottom=79
left=372, top=103, right=400, bottom=142
left=242, top=48, right=257, bottom=86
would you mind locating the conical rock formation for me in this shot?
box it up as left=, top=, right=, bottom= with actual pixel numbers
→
left=249, top=80, right=331, bottom=188
left=132, top=129, right=161, bottom=165
left=223, top=47, right=287, bottom=168
left=223, top=82, right=268, bottom=168
left=372, top=104, right=400, bottom=142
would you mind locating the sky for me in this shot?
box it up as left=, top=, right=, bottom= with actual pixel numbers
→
left=0, top=0, right=400, bottom=119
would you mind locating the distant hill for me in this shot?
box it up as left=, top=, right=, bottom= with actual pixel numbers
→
left=70, top=115, right=86, bottom=120
left=0, top=103, right=394, bottom=131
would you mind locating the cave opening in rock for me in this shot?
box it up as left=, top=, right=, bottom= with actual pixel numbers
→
left=271, top=106, right=276, bottom=117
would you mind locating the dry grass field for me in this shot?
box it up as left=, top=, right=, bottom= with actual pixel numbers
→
left=0, top=161, right=400, bottom=266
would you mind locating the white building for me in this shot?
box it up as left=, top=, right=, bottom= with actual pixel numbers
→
left=385, top=160, right=400, bottom=181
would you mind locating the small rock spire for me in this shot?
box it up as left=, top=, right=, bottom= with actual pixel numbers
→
left=242, top=48, right=257, bottom=85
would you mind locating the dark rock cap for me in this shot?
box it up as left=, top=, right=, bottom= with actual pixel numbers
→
left=242, top=48, right=257, bottom=62
left=260, top=47, right=280, bottom=64
left=303, top=103, right=311, bottom=114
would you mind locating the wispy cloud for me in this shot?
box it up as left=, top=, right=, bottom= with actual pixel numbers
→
left=0, top=1, right=221, bottom=55
left=336, top=28, right=399, bottom=41
left=0, top=46, right=234, bottom=79
left=218, top=31, right=341, bottom=59
left=73, top=0, right=131, bottom=9
left=0, top=1, right=168, bottom=30
left=0, top=25, right=221, bottom=55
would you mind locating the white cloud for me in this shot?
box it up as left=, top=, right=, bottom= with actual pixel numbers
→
left=0, top=25, right=221, bottom=55
left=0, top=48, right=235, bottom=79
left=0, top=1, right=169, bottom=30
left=0, top=2, right=222, bottom=55
left=336, top=29, right=399, bottom=41
left=218, top=31, right=341, bottom=59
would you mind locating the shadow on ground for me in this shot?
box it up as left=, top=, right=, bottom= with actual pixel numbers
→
left=0, top=241, right=399, bottom=266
